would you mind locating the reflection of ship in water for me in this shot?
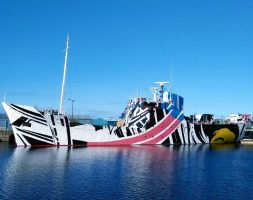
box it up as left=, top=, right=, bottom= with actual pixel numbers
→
left=0, top=144, right=249, bottom=199
left=209, top=143, right=241, bottom=150
left=1, top=147, right=71, bottom=199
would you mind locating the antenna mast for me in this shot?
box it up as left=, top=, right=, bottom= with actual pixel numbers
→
left=59, top=33, right=69, bottom=114
left=150, top=87, right=159, bottom=102
left=154, top=82, right=169, bottom=102
left=169, top=61, right=173, bottom=102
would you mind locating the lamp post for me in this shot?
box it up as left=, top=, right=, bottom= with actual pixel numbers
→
left=68, top=98, right=74, bottom=119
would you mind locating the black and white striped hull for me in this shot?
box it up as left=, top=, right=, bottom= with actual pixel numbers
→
left=2, top=102, right=246, bottom=147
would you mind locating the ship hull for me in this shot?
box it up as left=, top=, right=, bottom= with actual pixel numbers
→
left=2, top=103, right=246, bottom=147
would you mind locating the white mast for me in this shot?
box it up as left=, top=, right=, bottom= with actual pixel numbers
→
left=150, top=87, right=159, bottom=102
left=59, top=33, right=70, bottom=114
left=169, top=62, right=172, bottom=102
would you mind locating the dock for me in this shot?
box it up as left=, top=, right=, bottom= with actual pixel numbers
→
left=241, top=139, right=253, bottom=145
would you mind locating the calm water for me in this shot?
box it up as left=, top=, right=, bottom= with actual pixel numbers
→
left=0, top=144, right=253, bottom=200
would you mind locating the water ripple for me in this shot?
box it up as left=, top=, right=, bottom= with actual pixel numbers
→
left=0, top=144, right=253, bottom=199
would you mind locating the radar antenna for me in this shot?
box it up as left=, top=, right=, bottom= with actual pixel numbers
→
left=154, top=81, right=169, bottom=102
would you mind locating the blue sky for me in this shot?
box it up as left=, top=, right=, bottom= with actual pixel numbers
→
left=0, top=0, right=252, bottom=118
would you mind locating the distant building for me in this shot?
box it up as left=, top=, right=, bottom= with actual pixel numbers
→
left=190, top=114, right=214, bottom=124
left=241, top=114, right=251, bottom=122
left=227, top=113, right=251, bottom=124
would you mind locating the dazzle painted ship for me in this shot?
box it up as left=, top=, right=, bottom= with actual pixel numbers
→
left=2, top=94, right=246, bottom=147
left=2, top=36, right=246, bottom=147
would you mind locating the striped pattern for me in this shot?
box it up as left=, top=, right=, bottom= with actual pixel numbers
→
left=2, top=102, right=246, bottom=147
left=87, top=109, right=182, bottom=146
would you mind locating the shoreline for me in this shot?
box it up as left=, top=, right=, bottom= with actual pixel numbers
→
left=0, top=130, right=12, bottom=142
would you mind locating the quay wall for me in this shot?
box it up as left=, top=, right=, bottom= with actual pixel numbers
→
left=0, top=130, right=12, bottom=142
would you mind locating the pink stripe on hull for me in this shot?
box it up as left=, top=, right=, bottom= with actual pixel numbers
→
left=87, top=113, right=175, bottom=146
left=142, top=119, right=182, bottom=144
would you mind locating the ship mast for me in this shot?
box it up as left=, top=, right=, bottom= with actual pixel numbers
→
left=59, top=33, right=69, bottom=114
left=169, top=62, right=172, bottom=103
